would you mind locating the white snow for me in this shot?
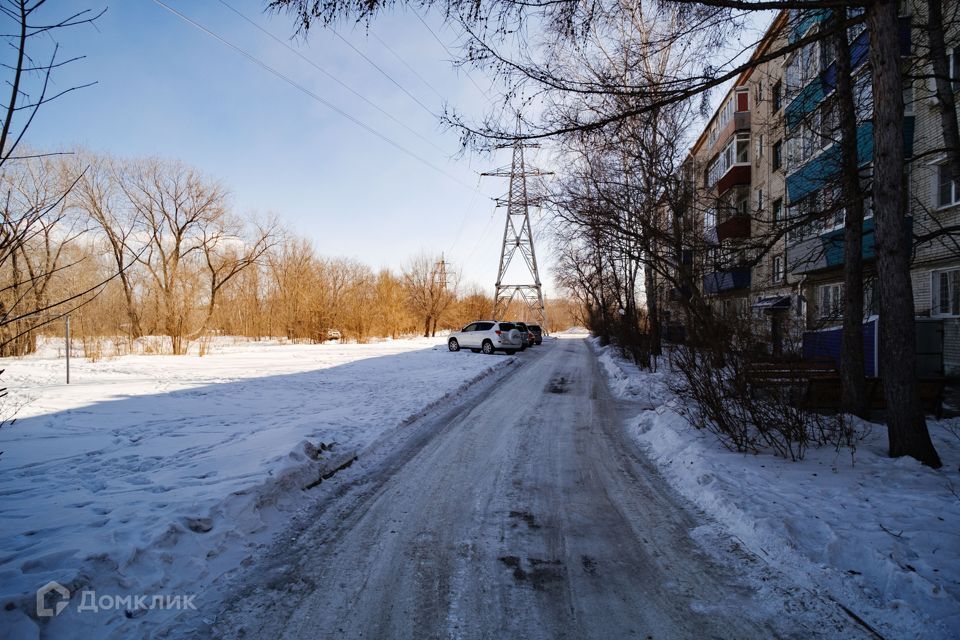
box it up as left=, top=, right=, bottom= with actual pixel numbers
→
left=0, top=337, right=515, bottom=638
left=590, top=337, right=960, bottom=640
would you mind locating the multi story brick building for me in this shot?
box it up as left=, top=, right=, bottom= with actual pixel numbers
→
left=660, top=3, right=960, bottom=372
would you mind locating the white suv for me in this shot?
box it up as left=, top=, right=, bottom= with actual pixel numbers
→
left=448, top=321, right=522, bottom=354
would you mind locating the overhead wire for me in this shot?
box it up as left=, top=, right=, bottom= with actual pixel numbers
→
left=216, top=0, right=449, bottom=156
left=149, top=0, right=483, bottom=195
left=412, top=10, right=492, bottom=102
left=369, top=31, right=448, bottom=104
left=328, top=28, right=439, bottom=119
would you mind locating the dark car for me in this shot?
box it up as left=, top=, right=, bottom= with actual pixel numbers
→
left=526, top=324, right=543, bottom=345
left=513, top=322, right=535, bottom=348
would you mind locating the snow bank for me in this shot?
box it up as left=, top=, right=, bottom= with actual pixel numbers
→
left=588, top=336, right=673, bottom=406
left=0, top=338, right=515, bottom=638
left=590, top=340, right=960, bottom=639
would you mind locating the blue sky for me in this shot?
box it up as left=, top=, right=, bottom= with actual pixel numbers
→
left=18, top=0, right=554, bottom=294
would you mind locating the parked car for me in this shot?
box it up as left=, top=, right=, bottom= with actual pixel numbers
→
left=447, top=321, right=523, bottom=354
left=326, top=329, right=342, bottom=342
left=527, top=324, right=543, bottom=345
left=513, top=322, right=534, bottom=349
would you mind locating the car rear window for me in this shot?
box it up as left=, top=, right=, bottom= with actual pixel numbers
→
left=498, top=322, right=516, bottom=331
left=528, top=325, right=541, bottom=331
left=476, top=322, right=495, bottom=331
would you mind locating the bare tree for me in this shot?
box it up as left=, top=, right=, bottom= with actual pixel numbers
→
left=403, top=252, right=457, bottom=337
left=118, top=159, right=230, bottom=354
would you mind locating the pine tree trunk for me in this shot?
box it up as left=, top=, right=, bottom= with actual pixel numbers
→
left=644, top=260, right=662, bottom=357
left=834, top=9, right=869, bottom=418
left=868, top=0, right=942, bottom=467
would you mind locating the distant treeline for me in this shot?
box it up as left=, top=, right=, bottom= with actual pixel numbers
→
left=0, top=152, right=579, bottom=356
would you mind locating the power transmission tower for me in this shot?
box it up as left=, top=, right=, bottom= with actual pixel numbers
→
left=434, top=254, right=448, bottom=290
left=481, top=130, right=552, bottom=330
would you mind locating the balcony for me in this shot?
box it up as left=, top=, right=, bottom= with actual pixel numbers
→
left=716, top=164, right=750, bottom=196
left=787, top=217, right=896, bottom=276
left=703, top=266, right=751, bottom=295
left=715, top=213, right=751, bottom=241
left=734, top=111, right=751, bottom=131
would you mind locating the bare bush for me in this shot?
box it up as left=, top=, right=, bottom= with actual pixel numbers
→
left=670, top=317, right=854, bottom=461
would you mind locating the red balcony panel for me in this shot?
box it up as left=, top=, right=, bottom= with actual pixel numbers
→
left=717, top=164, right=751, bottom=196
left=716, top=214, right=751, bottom=241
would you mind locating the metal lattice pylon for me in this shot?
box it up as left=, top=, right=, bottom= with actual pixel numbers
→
left=481, top=133, right=551, bottom=330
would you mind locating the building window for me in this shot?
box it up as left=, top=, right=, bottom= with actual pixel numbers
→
left=788, top=193, right=826, bottom=242
left=707, top=133, right=751, bottom=186
left=772, top=140, right=783, bottom=170
left=824, top=185, right=846, bottom=230
left=735, top=193, right=749, bottom=217
left=755, top=81, right=763, bottom=104
left=736, top=88, right=749, bottom=112
left=772, top=80, right=783, bottom=112
left=736, top=132, right=750, bottom=163
left=772, top=198, right=783, bottom=226
left=757, top=188, right=764, bottom=213
left=853, top=71, right=873, bottom=121
left=931, top=268, right=960, bottom=316
left=773, top=255, right=785, bottom=283
left=819, top=283, right=844, bottom=320
left=755, top=133, right=764, bottom=160
left=704, top=207, right=716, bottom=230
left=785, top=39, right=820, bottom=103
left=937, top=162, right=959, bottom=208
left=847, top=6, right=866, bottom=41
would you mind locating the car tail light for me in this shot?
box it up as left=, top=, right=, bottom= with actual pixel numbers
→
left=495, top=330, right=502, bottom=335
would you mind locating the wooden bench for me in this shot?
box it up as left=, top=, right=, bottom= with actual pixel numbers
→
left=746, top=358, right=838, bottom=385
left=746, top=359, right=839, bottom=408
left=746, top=359, right=945, bottom=418
left=867, top=377, right=946, bottom=419
left=781, top=375, right=945, bottom=418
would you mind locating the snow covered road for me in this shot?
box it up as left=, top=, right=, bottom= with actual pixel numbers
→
left=0, top=338, right=516, bottom=639
left=203, top=336, right=873, bottom=640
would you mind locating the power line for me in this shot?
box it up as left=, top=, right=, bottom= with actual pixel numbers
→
left=329, top=28, right=439, bottom=119
left=149, top=0, right=481, bottom=195
left=412, top=10, right=491, bottom=102
left=369, top=31, right=447, bottom=104
left=216, top=0, right=449, bottom=156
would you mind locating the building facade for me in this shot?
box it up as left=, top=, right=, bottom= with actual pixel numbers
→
left=663, top=3, right=960, bottom=372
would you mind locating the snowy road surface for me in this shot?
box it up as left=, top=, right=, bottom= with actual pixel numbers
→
left=206, top=337, right=872, bottom=640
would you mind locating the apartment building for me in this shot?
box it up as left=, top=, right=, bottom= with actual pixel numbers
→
left=664, top=3, right=960, bottom=372
left=908, top=0, right=960, bottom=373
left=682, top=12, right=800, bottom=353
left=780, top=7, right=881, bottom=333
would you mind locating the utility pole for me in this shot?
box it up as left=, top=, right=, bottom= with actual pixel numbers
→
left=481, top=121, right=552, bottom=330
left=65, top=315, right=71, bottom=385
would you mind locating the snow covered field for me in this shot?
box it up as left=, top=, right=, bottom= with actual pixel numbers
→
left=0, top=337, right=515, bottom=638
left=591, top=338, right=960, bottom=639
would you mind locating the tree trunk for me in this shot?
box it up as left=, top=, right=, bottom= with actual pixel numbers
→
left=868, top=0, right=942, bottom=467
left=834, top=9, right=869, bottom=419
left=927, top=0, right=960, bottom=185
left=643, top=260, right=662, bottom=358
